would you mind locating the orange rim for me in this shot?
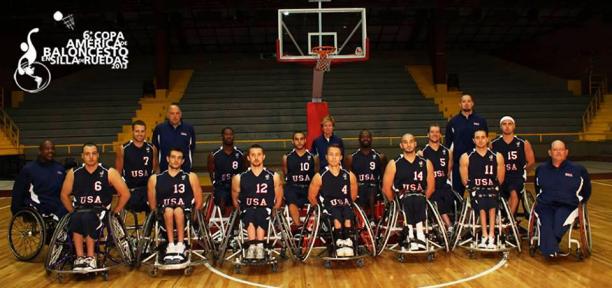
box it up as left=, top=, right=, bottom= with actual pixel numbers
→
left=312, top=46, right=336, bottom=57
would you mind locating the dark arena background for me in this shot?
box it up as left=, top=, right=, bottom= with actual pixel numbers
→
left=1, top=0, right=611, bottom=287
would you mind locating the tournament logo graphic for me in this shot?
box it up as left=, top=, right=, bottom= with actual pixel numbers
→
left=13, top=28, right=52, bottom=93
left=14, top=11, right=129, bottom=93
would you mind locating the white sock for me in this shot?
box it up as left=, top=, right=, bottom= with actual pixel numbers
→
left=408, top=225, right=414, bottom=240
left=415, top=222, right=425, bottom=241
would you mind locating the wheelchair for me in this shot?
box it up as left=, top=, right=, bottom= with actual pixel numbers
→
left=44, top=209, right=134, bottom=282
left=8, top=207, right=60, bottom=261
left=375, top=196, right=449, bottom=262
left=215, top=207, right=296, bottom=273
left=431, top=186, right=464, bottom=238
left=118, top=187, right=152, bottom=257
left=202, top=194, right=235, bottom=254
left=509, top=188, right=536, bottom=240
left=297, top=202, right=376, bottom=269
left=135, top=206, right=211, bottom=276
left=527, top=202, right=592, bottom=260
left=451, top=192, right=521, bottom=258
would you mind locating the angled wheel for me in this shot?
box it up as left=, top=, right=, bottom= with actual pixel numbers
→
left=135, top=212, right=156, bottom=268
left=527, top=202, right=538, bottom=256
left=297, top=205, right=321, bottom=261
left=109, top=213, right=135, bottom=265
left=45, top=213, right=72, bottom=272
left=353, top=203, right=376, bottom=256
left=8, top=208, right=46, bottom=261
left=215, top=209, right=238, bottom=266
left=427, top=200, right=449, bottom=252
left=374, top=200, right=397, bottom=256
left=276, top=210, right=298, bottom=259
left=578, top=203, right=592, bottom=258
left=500, top=198, right=521, bottom=252
left=195, top=209, right=215, bottom=253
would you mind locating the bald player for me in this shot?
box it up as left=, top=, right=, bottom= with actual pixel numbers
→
left=383, top=134, right=435, bottom=251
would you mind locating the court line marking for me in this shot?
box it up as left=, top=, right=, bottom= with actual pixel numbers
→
left=204, top=262, right=278, bottom=288
left=419, top=256, right=508, bottom=288
left=592, top=181, right=612, bottom=187
left=0, top=205, right=10, bottom=210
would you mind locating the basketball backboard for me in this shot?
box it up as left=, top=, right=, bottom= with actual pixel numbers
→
left=276, top=7, right=368, bottom=64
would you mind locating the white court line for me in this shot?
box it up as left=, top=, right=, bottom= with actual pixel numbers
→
left=0, top=205, right=10, bottom=210
left=592, top=181, right=612, bottom=187
left=203, top=262, right=278, bottom=288
left=419, top=256, right=508, bottom=288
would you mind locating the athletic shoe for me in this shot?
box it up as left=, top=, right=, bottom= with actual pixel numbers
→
left=73, top=256, right=86, bottom=271
left=487, top=237, right=496, bottom=249
left=246, top=244, right=256, bottom=260
left=255, top=243, right=265, bottom=260
left=83, top=256, right=96, bottom=271
left=478, top=237, right=487, bottom=248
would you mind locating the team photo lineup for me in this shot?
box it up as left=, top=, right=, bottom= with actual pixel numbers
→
left=2, top=1, right=610, bottom=287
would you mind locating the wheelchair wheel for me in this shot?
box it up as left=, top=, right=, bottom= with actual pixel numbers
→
left=451, top=199, right=471, bottom=251
left=521, top=190, right=535, bottom=220
left=195, top=209, right=216, bottom=253
left=427, top=200, right=449, bottom=252
left=374, top=200, right=397, bottom=256
left=45, top=213, right=72, bottom=272
left=527, top=204, right=538, bottom=256
left=578, top=203, right=592, bottom=258
left=215, top=209, right=239, bottom=266
left=353, top=203, right=377, bottom=256
left=297, top=205, right=321, bottom=261
left=276, top=210, right=298, bottom=259
left=500, top=198, right=521, bottom=252
left=109, top=213, right=135, bottom=266
left=135, top=212, right=156, bottom=268
left=8, top=208, right=46, bottom=261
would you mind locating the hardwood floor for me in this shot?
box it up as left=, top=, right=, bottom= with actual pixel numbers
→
left=1, top=181, right=611, bottom=287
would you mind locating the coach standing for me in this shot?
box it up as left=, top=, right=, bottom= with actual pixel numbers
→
left=153, top=103, right=196, bottom=172
left=445, top=94, right=488, bottom=193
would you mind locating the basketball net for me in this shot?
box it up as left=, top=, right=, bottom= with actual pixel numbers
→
left=312, top=46, right=336, bottom=72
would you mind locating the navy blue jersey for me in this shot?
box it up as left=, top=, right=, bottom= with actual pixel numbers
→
left=491, top=136, right=527, bottom=179
left=212, top=146, right=245, bottom=187
left=285, top=149, right=315, bottom=185
left=72, top=164, right=113, bottom=209
left=422, top=144, right=451, bottom=187
left=320, top=168, right=352, bottom=207
left=393, top=155, right=428, bottom=194
left=155, top=170, right=194, bottom=207
left=467, top=149, right=499, bottom=190
left=239, top=168, right=276, bottom=208
left=350, top=149, right=382, bottom=185
left=121, top=140, right=155, bottom=188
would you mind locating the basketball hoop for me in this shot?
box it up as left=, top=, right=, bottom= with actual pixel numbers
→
left=312, top=46, right=336, bottom=72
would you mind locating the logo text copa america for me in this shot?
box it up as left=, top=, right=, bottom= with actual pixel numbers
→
left=41, top=31, right=128, bottom=69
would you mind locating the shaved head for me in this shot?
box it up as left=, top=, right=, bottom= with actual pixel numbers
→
left=401, top=133, right=415, bottom=142
left=550, top=140, right=566, bottom=150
